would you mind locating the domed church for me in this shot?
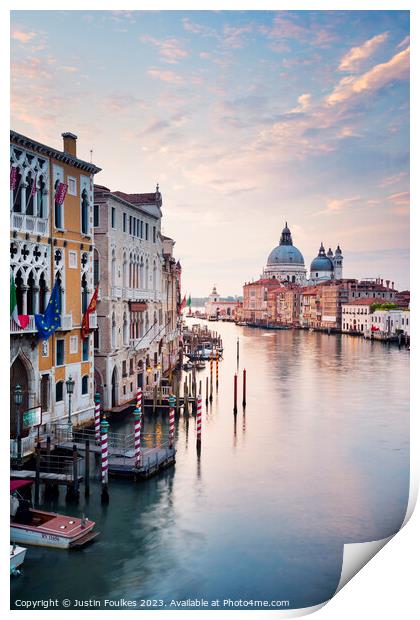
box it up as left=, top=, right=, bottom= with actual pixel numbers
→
left=263, top=223, right=343, bottom=284
left=263, top=223, right=307, bottom=284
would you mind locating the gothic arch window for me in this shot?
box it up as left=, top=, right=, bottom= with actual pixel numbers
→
left=123, top=252, right=127, bottom=287
left=37, top=174, right=46, bottom=218
left=93, top=249, right=100, bottom=287
left=140, top=257, right=144, bottom=289
left=81, top=189, right=89, bottom=235
left=129, top=252, right=133, bottom=288
left=12, top=168, right=23, bottom=213
left=152, top=260, right=157, bottom=290
left=54, top=179, right=63, bottom=229
left=26, top=171, right=34, bottom=216
left=27, top=270, right=36, bottom=315
left=39, top=272, right=47, bottom=314
left=111, top=312, right=116, bottom=348
left=82, top=375, right=89, bottom=395
left=81, top=273, right=89, bottom=314
left=145, top=258, right=149, bottom=290
left=111, top=249, right=116, bottom=286
left=123, top=312, right=129, bottom=346
left=56, top=381, right=64, bottom=402
left=14, top=269, right=24, bottom=315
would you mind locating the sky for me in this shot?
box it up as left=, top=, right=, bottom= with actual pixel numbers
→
left=10, top=10, right=410, bottom=295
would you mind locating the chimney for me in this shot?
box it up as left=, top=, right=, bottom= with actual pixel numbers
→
left=391, top=281, right=394, bottom=290
left=381, top=279, right=383, bottom=286
left=62, top=132, right=78, bottom=157
left=386, top=279, right=390, bottom=289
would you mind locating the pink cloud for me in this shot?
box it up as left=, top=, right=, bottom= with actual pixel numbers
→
left=327, top=46, right=409, bottom=105
left=141, top=35, right=188, bottom=64
left=147, top=68, right=185, bottom=84
left=11, top=29, right=37, bottom=43
left=339, top=32, right=389, bottom=72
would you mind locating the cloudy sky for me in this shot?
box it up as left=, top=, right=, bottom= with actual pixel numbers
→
left=11, top=10, right=410, bottom=295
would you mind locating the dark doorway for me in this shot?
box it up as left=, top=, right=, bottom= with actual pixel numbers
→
left=10, top=357, right=30, bottom=438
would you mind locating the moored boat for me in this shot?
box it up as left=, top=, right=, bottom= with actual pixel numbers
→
left=10, top=544, right=27, bottom=575
left=10, top=480, right=99, bottom=549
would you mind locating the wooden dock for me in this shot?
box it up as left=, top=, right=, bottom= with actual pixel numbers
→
left=108, top=446, right=176, bottom=479
left=10, top=469, right=83, bottom=486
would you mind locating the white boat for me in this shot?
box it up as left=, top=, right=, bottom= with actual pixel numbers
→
left=10, top=479, right=99, bottom=550
left=10, top=544, right=27, bottom=575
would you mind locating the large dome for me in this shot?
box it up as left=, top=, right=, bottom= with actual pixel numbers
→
left=267, top=244, right=305, bottom=265
left=266, top=222, right=305, bottom=266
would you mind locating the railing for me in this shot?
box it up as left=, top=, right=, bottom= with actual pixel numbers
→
left=89, top=313, right=97, bottom=329
left=111, top=286, right=122, bottom=299
left=38, top=453, right=83, bottom=480
left=144, top=385, right=173, bottom=399
left=59, top=314, right=72, bottom=331
left=11, top=212, right=48, bottom=236
left=10, top=434, right=37, bottom=458
left=10, top=315, right=37, bottom=334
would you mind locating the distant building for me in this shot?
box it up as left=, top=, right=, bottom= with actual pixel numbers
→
left=204, top=285, right=239, bottom=319
left=242, top=278, right=285, bottom=324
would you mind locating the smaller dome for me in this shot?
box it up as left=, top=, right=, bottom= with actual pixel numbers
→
left=310, top=256, right=334, bottom=272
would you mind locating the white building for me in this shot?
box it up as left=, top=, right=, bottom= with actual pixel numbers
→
left=204, top=285, right=239, bottom=319
left=370, top=309, right=410, bottom=338
left=93, top=184, right=180, bottom=411
left=342, top=299, right=410, bottom=339
left=341, top=298, right=374, bottom=335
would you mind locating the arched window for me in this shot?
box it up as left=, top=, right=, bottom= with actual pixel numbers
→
left=111, top=249, right=116, bottom=286
left=81, top=375, right=89, bottom=395
left=81, top=189, right=89, bottom=235
left=27, top=271, right=36, bottom=315
left=111, top=312, right=116, bottom=348
left=81, top=273, right=89, bottom=313
left=140, top=312, right=144, bottom=337
left=56, top=381, right=64, bottom=402
left=37, top=174, right=45, bottom=218
left=26, top=171, right=34, bottom=216
left=145, top=312, right=149, bottom=333
left=140, top=257, right=144, bottom=289
left=123, top=252, right=127, bottom=287
left=123, top=312, right=129, bottom=345
left=39, top=272, right=47, bottom=314
left=145, top=259, right=149, bottom=290
left=152, top=260, right=157, bottom=290
left=15, top=269, right=24, bottom=315
left=93, top=249, right=100, bottom=287
left=13, top=168, right=23, bottom=213
left=54, top=178, right=63, bottom=229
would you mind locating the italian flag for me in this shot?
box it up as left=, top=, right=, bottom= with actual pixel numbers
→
left=10, top=276, right=29, bottom=329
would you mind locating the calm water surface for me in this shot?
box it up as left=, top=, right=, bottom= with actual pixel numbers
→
left=11, top=322, right=410, bottom=609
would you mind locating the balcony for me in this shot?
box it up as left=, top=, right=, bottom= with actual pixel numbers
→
left=89, top=312, right=98, bottom=329
left=10, top=315, right=37, bottom=334
left=11, top=212, right=48, bottom=236
left=131, top=326, right=160, bottom=351
left=111, top=286, right=122, bottom=300
left=59, top=314, right=73, bottom=331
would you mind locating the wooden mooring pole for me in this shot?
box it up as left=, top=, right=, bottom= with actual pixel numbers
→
left=72, top=444, right=80, bottom=502
left=242, top=368, right=247, bottom=408
left=233, top=373, right=238, bottom=414
left=84, top=439, right=90, bottom=498
left=34, top=442, right=41, bottom=507
left=101, top=419, right=110, bottom=504
left=205, top=376, right=209, bottom=405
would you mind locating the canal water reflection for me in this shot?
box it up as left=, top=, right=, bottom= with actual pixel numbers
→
left=11, top=321, right=409, bottom=609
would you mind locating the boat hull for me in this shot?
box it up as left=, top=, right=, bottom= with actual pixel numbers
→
left=10, top=546, right=26, bottom=573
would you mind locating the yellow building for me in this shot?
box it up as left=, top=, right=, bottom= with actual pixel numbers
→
left=10, top=130, right=101, bottom=457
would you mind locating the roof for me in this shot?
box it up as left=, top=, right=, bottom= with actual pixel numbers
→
left=94, top=185, right=162, bottom=219
left=267, top=244, right=305, bottom=266
left=11, top=130, right=101, bottom=174
left=113, top=190, right=161, bottom=206
left=344, top=298, right=379, bottom=306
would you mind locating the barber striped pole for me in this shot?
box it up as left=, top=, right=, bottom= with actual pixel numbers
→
left=100, top=419, right=109, bottom=485
left=168, top=395, right=176, bottom=448
left=133, top=408, right=142, bottom=468
left=216, top=350, right=219, bottom=387
left=136, top=387, right=142, bottom=410
left=196, top=394, right=202, bottom=444
left=94, top=393, right=101, bottom=443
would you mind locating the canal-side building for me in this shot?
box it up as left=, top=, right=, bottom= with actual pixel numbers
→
left=242, top=278, right=284, bottom=324
left=10, top=130, right=101, bottom=451
left=93, top=184, right=180, bottom=411
left=161, top=236, right=182, bottom=372
left=204, top=285, right=240, bottom=320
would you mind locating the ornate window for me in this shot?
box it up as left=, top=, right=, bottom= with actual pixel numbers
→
left=81, top=188, right=89, bottom=235
left=55, top=380, right=64, bottom=402
left=82, top=375, right=89, bottom=395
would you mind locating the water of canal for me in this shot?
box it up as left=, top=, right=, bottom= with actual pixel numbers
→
left=11, top=321, right=410, bottom=610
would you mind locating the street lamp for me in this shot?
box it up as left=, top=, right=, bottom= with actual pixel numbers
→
left=14, top=384, right=23, bottom=466
left=66, top=375, right=75, bottom=428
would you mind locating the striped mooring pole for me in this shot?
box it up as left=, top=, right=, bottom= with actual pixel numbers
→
left=216, top=349, right=219, bottom=388
left=94, top=392, right=101, bottom=443
left=133, top=408, right=142, bottom=469
left=168, top=394, right=176, bottom=449
left=196, top=394, right=202, bottom=446
left=100, top=418, right=110, bottom=504
left=136, top=386, right=142, bottom=410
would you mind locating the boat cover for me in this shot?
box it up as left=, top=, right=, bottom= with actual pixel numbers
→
left=10, top=480, right=33, bottom=493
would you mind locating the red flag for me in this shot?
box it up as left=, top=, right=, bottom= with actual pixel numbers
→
left=178, top=294, right=186, bottom=315
left=81, top=284, right=99, bottom=338
left=10, top=166, right=18, bottom=191
left=55, top=182, right=68, bottom=206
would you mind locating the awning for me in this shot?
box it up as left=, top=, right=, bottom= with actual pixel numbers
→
left=10, top=479, right=33, bottom=493
left=130, top=302, right=147, bottom=312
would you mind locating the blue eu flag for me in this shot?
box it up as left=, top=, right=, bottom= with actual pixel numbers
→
left=35, top=279, right=62, bottom=339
